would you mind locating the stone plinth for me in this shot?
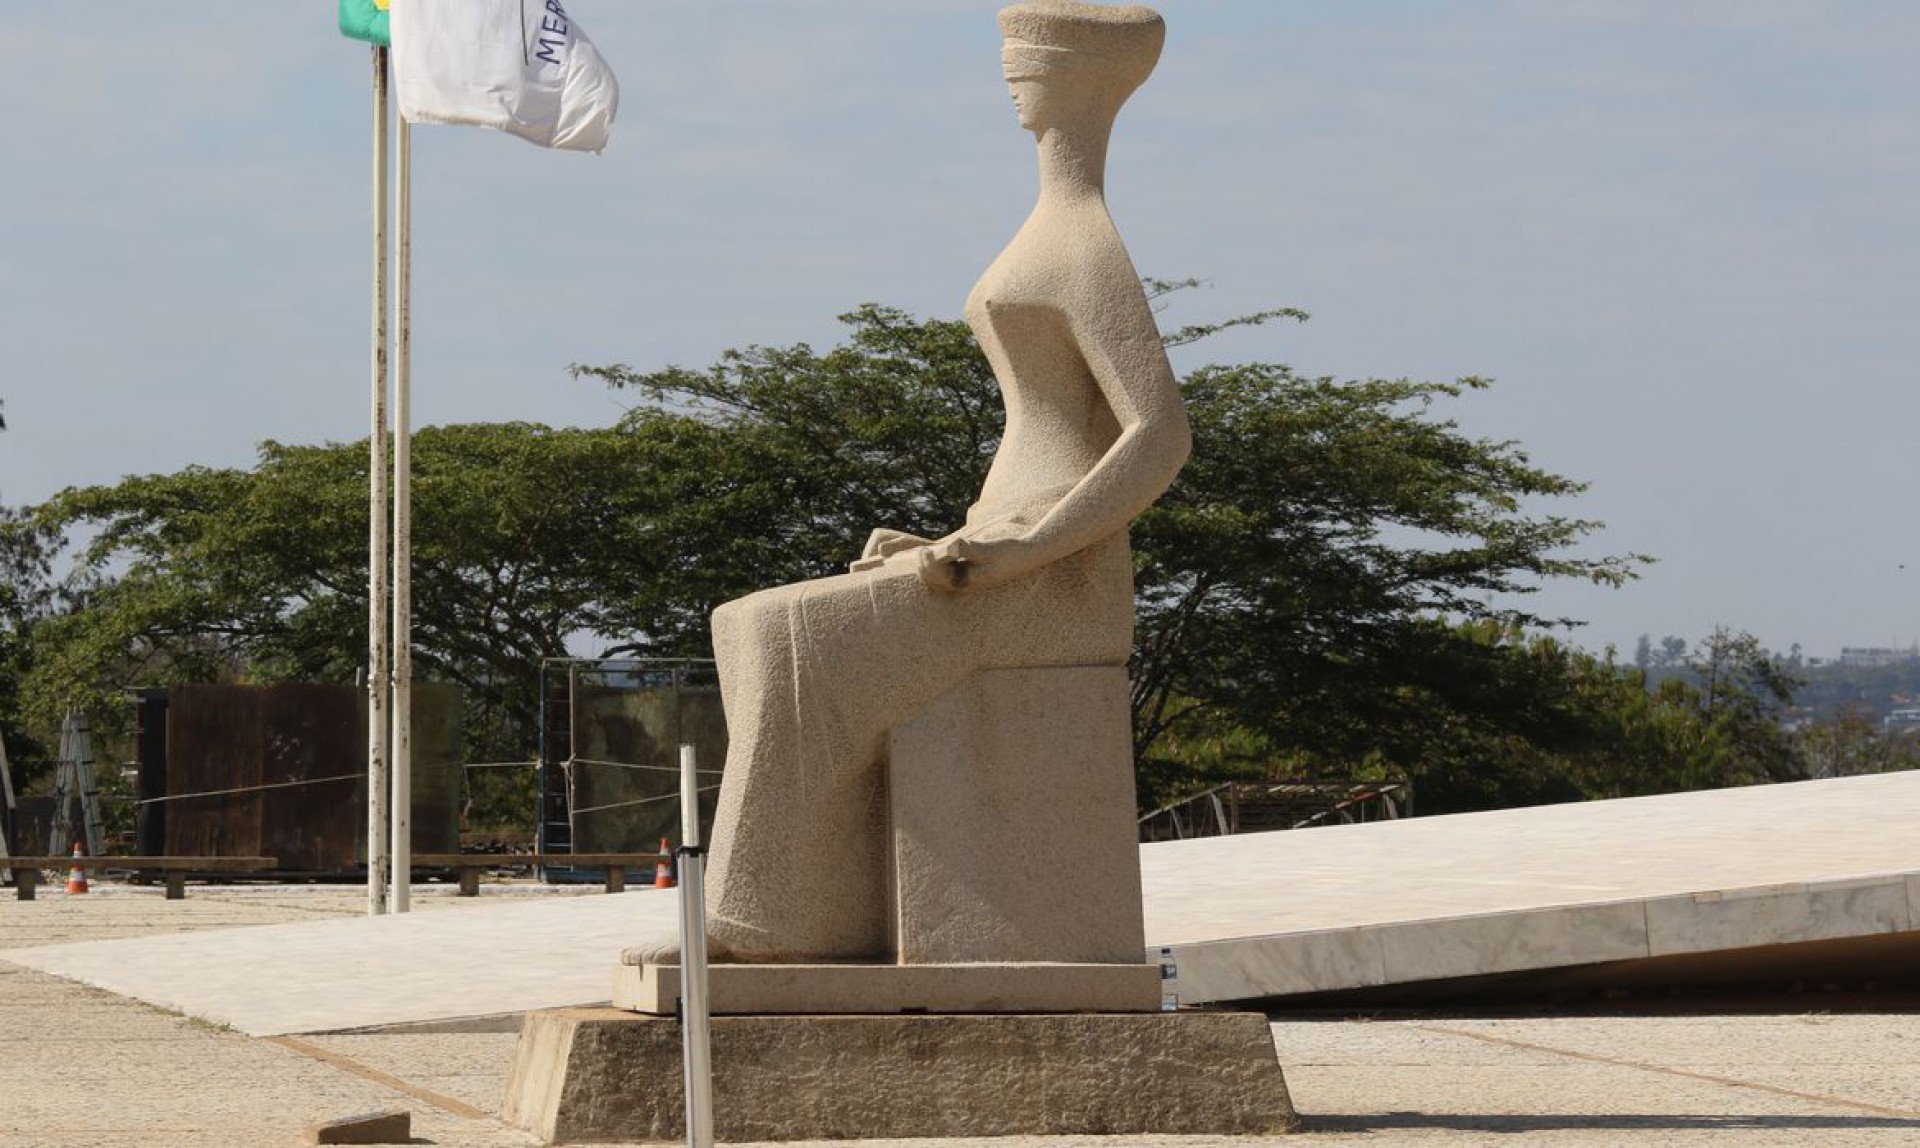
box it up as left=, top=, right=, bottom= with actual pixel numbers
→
left=889, top=664, right=1144, bottom=964
left=614, top=958, right=1160, bottom=1015
left=503, top=1008, right=1298, bottom=1144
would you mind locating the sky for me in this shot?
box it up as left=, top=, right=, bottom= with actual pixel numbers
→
left=2, top=1, right=1916, bottom=660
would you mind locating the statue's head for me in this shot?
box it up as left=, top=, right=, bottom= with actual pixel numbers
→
left=997, top=1, right=1164, bottom=136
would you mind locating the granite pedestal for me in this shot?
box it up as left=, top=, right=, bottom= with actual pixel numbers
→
left=502, top=1007, right=1299, bottom=1144
left=615, top=956, right=1161, bottom=1015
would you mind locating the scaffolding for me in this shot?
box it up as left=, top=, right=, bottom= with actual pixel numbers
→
left=47, top=710, right=106, bottom=858
left=536, top=658, right=725, bottom=881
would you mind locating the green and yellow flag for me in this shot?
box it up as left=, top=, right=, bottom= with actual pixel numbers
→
left=339, top=0, right=391, bottom=46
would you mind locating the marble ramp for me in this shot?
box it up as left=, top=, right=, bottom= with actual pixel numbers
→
left=1144, top=770, right=1920, bottom=1002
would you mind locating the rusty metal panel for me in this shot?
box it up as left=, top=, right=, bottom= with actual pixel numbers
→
left=133, top=690, right=169, bottom=856
left=164, top=685, right=354, bottom=868
left=164, top=685, right=269, bottom=861
left=159, top=683, right=461, bottom=872
left=11, top=796, right=55, bottom=862
left=402, top=682, right=463, bottom=858
left=259, top=684, right=365, bottom=871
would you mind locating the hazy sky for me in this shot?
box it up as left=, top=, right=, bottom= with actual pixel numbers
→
left=2, top=2, right=1915, bottom=659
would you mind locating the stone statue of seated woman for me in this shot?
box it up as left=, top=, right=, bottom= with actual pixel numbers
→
left=688, top=1, right=1184, bottom=968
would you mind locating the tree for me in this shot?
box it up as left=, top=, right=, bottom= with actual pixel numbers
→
left=1796, top=706, right=1920, bottom=779
left=0, top=505, right=60, bottom=786
left=29, top=291, right=1653, bottom=815
left=1679, top=627, right=1801, bottom=786
left=1123, top=362, right=1653, bottom=808
left=1787, top=651, right=1920, bottom=721
left=1557, top=627, right=1806, bottom=797
left=575, top=305, right=1004, bottom=654
left=24, top=424, right=663, bottom=778
left=1659, top=634, right=1688, bottom=667
left=578, top=296, right=1645, bottom=811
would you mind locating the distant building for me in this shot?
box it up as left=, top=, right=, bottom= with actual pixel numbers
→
left=1838, top=646, right=1919, bottom=668
left=1883, top=707, right=1920, bottom=734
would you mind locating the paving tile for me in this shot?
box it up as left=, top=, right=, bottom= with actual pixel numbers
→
left=11, top=773, right=1920, bottom=1032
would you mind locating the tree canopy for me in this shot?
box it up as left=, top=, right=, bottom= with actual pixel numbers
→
left=9, top=290, right=1837, bottom=816
left=14, top=424, right=666, bottom=779
left=575, top=296, right=1646, bottom=810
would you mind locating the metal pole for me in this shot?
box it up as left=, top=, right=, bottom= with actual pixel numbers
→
left=366, top=43, right=392, bottom=917
left=0, top=731, right=14, bottom=885
left=389, top=110, right=414, bottom=915
left=0, top=728, right=14, bottom=816
left=677, top=744, right=714, bottom=1148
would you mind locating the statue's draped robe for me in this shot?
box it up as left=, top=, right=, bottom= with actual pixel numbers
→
left=705, top=506, right=1132, bottom=959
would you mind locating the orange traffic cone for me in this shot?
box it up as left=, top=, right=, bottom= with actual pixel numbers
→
left=65, top=842, right=89, bottom=895
left=654, top=837, right=675, bottom=889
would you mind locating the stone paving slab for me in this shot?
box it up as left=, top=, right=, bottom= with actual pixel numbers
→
left=4, top=884, right=670, bottom=1035
left=6, top=773, right=1918, bottom=1036
left=5, top=891, right=1920, bottom=1147
left=1274, top=1013, right=1920, bottom=1145
left=0, top=965, right=535, bottom=1148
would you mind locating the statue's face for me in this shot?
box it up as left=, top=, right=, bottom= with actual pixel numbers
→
left=1006, top=76, right=1047, bottom=132
left=1001, top=46, right=1057, bottom=133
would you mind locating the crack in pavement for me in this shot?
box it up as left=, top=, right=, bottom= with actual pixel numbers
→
left=1413, top=1023, right=1920, bottom=1121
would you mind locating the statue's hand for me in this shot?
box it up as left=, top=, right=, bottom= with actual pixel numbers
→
left=915, top=530, right=1046, bottom=593
left=849, top=527, right=935, bottom=573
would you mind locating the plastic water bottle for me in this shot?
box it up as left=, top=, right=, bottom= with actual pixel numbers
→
left=1158, top=946, right=1178, bottom=1011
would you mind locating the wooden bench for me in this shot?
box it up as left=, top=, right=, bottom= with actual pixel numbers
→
left=410, top=852, right=667, bottom=896
left=7, top=856, right=277, bottom=901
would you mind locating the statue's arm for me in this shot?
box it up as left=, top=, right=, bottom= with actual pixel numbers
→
left=921, top=283, right=1190, bottom=592
left=1028, top=294, right=1191, bottom=550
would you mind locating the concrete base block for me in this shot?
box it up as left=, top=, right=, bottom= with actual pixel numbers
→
left=889, top=666, right=1146, bottom=964
left=614, top=958, right=1161, bottom=1015
left=503, top=1007, right=1298, bottom=1144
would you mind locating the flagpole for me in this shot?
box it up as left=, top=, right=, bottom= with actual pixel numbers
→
left=366, top=42, right=393, bottom=918
left=390, top=110, right=414, bottom=915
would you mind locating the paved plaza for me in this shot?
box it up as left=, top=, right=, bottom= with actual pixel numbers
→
left=2, top=883, right=1917, bottom=1146
left=8, top=773, right=1919, bottom=1037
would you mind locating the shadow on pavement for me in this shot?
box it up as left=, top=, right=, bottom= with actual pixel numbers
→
left=1311, top=1114, right=1920, bottom=1133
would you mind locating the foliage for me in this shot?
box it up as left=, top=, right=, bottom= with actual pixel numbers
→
left=579, top=295, right=1647, bottom=812
left=575, top=305, right=1001, bottom=653
left=1569, top=628, right=1802, bottom=797
left=1673, top=628, right=1802, bottom=784
left=1123, top=359, right=1649, bottom=808
left=1300, top=624, right=1810, bottom=812
left=0, top=505, right=61, bottom=786
left=1788, top=654, right=1920, bottom=721
left=23, top=424, right=660, bottom=798
left=1637, top=629, right=1920, bottom=783
left=1794, top=706, right=1920, bottom=778
left=19, top=289, right=1709, bottom=817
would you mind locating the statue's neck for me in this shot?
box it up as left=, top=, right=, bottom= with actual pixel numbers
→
left=1034, top=124, right=1110, bottom=209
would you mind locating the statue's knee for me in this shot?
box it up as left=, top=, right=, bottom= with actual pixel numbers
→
left=711, top=597, right=743, bottom=642
left=712, top=589, right=792, bottom=657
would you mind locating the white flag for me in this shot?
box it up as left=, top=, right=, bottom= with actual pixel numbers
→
left=390, top=0, right=619, bottom=154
